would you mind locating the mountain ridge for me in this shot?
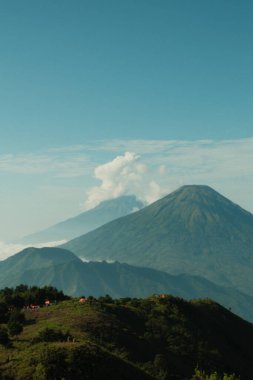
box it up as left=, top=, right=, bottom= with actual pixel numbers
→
left=20, top=195, right=144, bottom=244
left=1, top=246, right=253, bottom=322
left=62, top=185, right=253, bottom=295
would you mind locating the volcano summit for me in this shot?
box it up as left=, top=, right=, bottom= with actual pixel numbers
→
left=63, top=185, right=253, bottom=296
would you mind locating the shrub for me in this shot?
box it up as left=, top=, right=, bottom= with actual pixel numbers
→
left=8, top=320, right=23, bottom=337
left=37, top=327, right=69, bottom=342
left=190, top=368, right=240, bottom=380
left=0, top=327, right=10, bottom=347
left=0, top=302, right=9, bottom=323
left=39, top=347, right=68, bottom=379
left=8, top=308, right=25, bottom=324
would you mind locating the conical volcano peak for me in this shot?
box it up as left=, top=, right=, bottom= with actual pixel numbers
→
left=178, top=184, right=214, bottom=191
left=177, top=184, right=218, bottom=194
left=154, top=184, right=252, bottom=227
left=63, top=184, right=253, bottom=296
left=169, top=184, right=226, bottom=202
left=158, top=185, right=242, bottom=213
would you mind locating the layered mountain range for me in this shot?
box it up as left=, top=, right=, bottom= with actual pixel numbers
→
left=20, top=195, right=144, bottom=243
left=2, top=185, right=253, bottom=324
left=1, top=246, right=253, bottom=322
left=62, top=185, right=253, bottom=295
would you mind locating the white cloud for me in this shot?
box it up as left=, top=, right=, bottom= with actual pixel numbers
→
left=84, top=152, right=165, bottom=209
left=0, top=240, right=67, bottom=261
left=1, top=137, right=253, bottom=241
left=83, top=137, right=253, bottom=212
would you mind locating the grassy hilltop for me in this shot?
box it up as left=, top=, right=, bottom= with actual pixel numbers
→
left=0, top=288, right=251, bottom=379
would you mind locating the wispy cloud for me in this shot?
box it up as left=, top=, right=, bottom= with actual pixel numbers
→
left=2, top=137, right=252, bottom=180
left=0, top=153, right=91, bottom=177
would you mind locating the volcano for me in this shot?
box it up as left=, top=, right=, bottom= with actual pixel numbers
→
left=21, top=195, right=144, bottom=244
left=62, top=185, right=253, bottom=295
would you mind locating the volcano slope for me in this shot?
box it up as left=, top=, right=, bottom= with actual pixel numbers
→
left=21, top=195, right=144, bottom=244
left=63, top=185, right=253, bottom=296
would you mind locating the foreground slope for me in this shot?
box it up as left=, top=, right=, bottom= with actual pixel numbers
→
left=0, top=295, right=252, bottom=379
left=1, top=247, right=253, bottom=322
left=63, top=185, right=253, bottom=295
left=20, top=195, right=144, bottom=243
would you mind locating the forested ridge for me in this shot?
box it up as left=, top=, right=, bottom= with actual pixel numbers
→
left=0, top=286, right=250, bottom=379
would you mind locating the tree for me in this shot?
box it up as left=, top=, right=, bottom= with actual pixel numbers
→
left=7, top=308, right=25, bottom=337
left=38, top=327, right=69, bottom=342
left=39, top=347, right=68, bottom=379
left=8, top=308, right=25, bottom=324
left=0, top=327, right=10, bottom=347
left=0, top=302, right=9, bottom=323
left=8, top=320, right=23, bottom=337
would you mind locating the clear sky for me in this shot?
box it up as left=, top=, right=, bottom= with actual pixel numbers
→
left=0, top=1, right=253, bottom=243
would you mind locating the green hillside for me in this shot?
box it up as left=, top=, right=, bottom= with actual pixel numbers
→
left=0, top=247, right=80, bottom=289
left=62, top=185, right=253, bottom=296
left=0, top=289, right=250, bottom=379
left=2, top=247, right=253, bottom=322
left=20, top=195, right=144, bottom=244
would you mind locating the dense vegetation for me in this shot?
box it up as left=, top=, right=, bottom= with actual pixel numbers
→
left=0, top=285, right=69, bottom=352
left=0, top=286, right=251, bottom=379
left=0, top=284, right=69, bottom=308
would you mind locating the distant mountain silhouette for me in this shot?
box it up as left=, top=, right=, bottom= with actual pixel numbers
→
left=1, top=246, right=253, bottom=322
left=62, top=185, right=253, bottom=296
left=0, top=247, right=79, bottom=287
left=20, top=195, right=144, bottom=243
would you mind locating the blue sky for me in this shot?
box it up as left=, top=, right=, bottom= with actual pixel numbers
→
left=0, top=1, right=253, bottom=243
